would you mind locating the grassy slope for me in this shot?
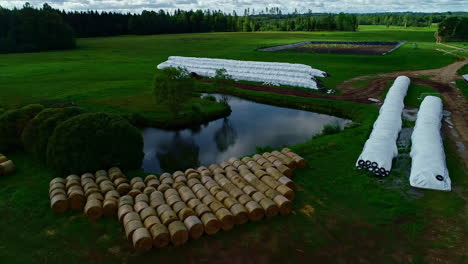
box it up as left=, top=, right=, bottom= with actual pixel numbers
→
left=0, top=27, right=466, bottom=263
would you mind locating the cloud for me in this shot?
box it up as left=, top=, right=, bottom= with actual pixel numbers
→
left=0, top=0, right=466, bottom=13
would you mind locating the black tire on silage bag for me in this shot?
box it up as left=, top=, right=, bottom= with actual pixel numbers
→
left=385, top=171, right=390, bottom=177
left=379, top=167, right=386, bottom=174
left=358, top=160, right=365, bottom=166
left=371, top=162, right=378, bottom=168
left=365, top=160, right=371, bottom=166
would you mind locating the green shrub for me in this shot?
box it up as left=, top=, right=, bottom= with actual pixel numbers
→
left=213, top=68, right=234, bottom=92
left=154, top=67, right=194, bottom=115
left=322, top=124, right=342, bottom=135
left=46, top=113, right=144, bottom=174
left=202, top=95, right=217, bottom=102
left=0, top=104, right=44, bottom=152
left=21, top=107, right=85, bottom=161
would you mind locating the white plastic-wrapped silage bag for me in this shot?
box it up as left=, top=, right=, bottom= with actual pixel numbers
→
left=409, top=96, right=450, bottom=191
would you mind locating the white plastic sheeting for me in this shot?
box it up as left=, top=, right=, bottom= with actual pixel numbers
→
left=356, top=76, right=410, bottom=176
left=409, top=96, right=451, bottom=191
left=156, top=56, right=327, bottom=89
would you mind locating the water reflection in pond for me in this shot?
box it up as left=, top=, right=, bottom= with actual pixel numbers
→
left=142, top=94, right=351, bottom=173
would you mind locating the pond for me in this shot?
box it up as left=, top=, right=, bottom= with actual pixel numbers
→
left=142, top=94, right=351, bottom=173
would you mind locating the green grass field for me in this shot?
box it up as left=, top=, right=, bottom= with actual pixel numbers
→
left=0, top=26, right=467, bottom=263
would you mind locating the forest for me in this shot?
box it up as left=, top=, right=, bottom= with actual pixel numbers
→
left=1, top=3, right=467, bottom=53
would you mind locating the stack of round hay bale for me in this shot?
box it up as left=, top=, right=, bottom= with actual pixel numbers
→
left=118, top=198, right=153, bottom=252
left=0, top=154, right=16, bottom=176
left=65, top=174, right=86, bottom=211
left=49, top=177, right=68, bottom=213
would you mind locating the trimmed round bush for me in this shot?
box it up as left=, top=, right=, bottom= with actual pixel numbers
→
left=47, top=113, right=144, bottom=174
left=0, top=104, right=44, bottom=152
left=46, top=113, right=144, bottom=174
left=21, top=107, right=85, bottom=161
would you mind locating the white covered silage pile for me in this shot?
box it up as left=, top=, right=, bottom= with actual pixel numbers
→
left=156, top=56, right=326, bottom=89
left=409, top=96, right=451, bottom=191
left=356, top=76, right=410, bottom=176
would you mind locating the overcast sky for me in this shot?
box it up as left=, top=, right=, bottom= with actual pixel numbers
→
left=1, top=0, right=467, bottom=14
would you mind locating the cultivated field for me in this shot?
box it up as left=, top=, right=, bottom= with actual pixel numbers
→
left=0, top=26, right=467, bottom=263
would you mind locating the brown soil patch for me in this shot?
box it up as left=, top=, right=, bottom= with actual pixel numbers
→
left=289, top=45, right=395, bottom=55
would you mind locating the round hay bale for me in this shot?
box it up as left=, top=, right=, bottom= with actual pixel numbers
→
left=160, top=210, right=178, bottom=226
left=81, top=177, right=95, bottom=187
left=135, top=193, right=149, bottom=203
left=186, top=172, right=200, bottom=180
left=201, top=213, right=221, bottom=235
left=264, top=189, right=280, bottom=200
left=253, top=169, right=268, bottom=178
left=242, top=185, right=257, bottom=196
left=209, top=201, right=224, bottom=213
left=284, top=152, right=306, bottom=168
left=259, top=198, right=279, bottom=218
left=49, top=182, right=66, bottom=195
left=157, top=183, right=170, bottom=193
left=123, top=212, right=141, bottom=228
left=200, top=175, right=213, bottom=185
left=108, top=166, right=122, bottom=176
left=150, top=224, right=170, bottom=248
left=209, top=186, right=223, bottom=196
left=173, top=182, right=186, bottom=191
left=227, top=157, right=239, bottom=164
left=156, top=204, right=171, bottom=216
left=228, top=188, right=244, bottom=199
left=49, top=177, right=65, bottom=186
left=161, top=177, right=173, bottom=186
left=132, top=182, right=146, bottom=192
left=191, top=183, right=204, bottom=194
left=84, top=187, right=100, bottom=197
left=96, top=176, right=109, bottom=185
left=241, top=157, right=253, bottom=164
left=273, top=162, right=292, bottom=177
left=143, top=215, right=161, bottom=229
left=140, top=206, right=157, bottom=221
left=252, top=192, right=267, bottom=203
left=103, top=198, right=118, bottom=216
left=208, top=164, right=220, bottom=172
left=184, top=215, right=204, bottom=239
left=118, top=195, right=133, bottom=207
left=132, top=227, right=152, bottom=252
left=83, top=181, right=98, bottom=191
left=166, top=195, right=182, bottom=207
left=281, top=148, right=292, bottom=153
left=178, top=207, right=195, bottom=221
left=219, top=161, right=230, bottom=169
left=204, top=180, right=218, bottom=191
left=95, top=169, right=107, bottom=178
left=232, top=160, right=243, bottom=169
left=202, top=195, right=216, bottom=206
left=237, top=194, right=252, bottom=205
left=252, top=154, right=263, bottom=161
left=125, top=219, right=143, bottom=241
left=195, top=203, right=211, bottom=217
left=113, top=177, right=128, bottom=186
left=81, top=172, right=96, bottom=181
left=187, top=199, right=202, bottom=209
left=68, top=190, right=86, bottom=210
left=149, top=196, right=165, bottom=209
left=143, top=186, right=156, bottom=196
left=184, top=168, right=197, bottom=175
left=0, top=155, right=8, bottom=163
left=265, top=166, right=283, bottom=179
left=213, top=168, right=225, bottom=175
left=214, top=191, right=229, bottom=202
left=88, top=192, right=104, bottom=201
left=230, top=204, right=249, bottom=225
left=66, top=185, right=83, bottom=196
left=272, top=151, right=296, bottom=168
left=215, top=208, right=234, bottom=227
left=195, top=188, right=210, bottom=200
left=164, top=188, right=179, bottom=199
left=99, top=182, right=115, bottom=194
left=134, top=201, right=149, bottom=214
left=105, top=190, right=120, bottom=200
left=261, top=176, right=280, bottom=190
left=179, top=187, right=196, bottom=202
left=223, top=197, right=238, bottom=209
left=118, top=204, right=134, bottom=223
left=144, top=174, right=158, bottom=183
left=128, top=189, right=142, bottom=198
left=168, top=221, right=188, bottom=247
left=187, top=178, right=201, bottom=188
left=200, top=170, right=212, bottom=177
left=172, top=201, right=187, bottom=214
left=50, top=188, right=66, bottom=198
left=130, top=177, right=143, bottom=185
left=276, top=185, right=294, bottom=200
left=256, top=158, right=269, bottom=166
left=85, top=199, right=103, bottom=221
left=116, top=183, right=131, bottom=195
left=174, top=175, right=187, bottom=183
left=245, top=201, right=264, bottom=221
left=278, top=176, right=295, bottom=189
left=146, top=179, right=160, bottom=189
left=273, top=195, right=292, bottom=215
left=196, top=166, right=208, bottom=173
left=149, top=190, right=163, bottom=200
left=50, top=193, right=68, bottom=213
left=66, top=174, right=80, bottom=182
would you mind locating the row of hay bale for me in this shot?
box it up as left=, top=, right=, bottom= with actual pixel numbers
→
left=0, top=154, right=15, bottom=176
left=48, top=148, right=306, bottom=251
left=49, top=167, right=132, bottom=218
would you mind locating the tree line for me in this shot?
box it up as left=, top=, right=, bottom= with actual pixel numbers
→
left=1, top=3, right=467, bottom=54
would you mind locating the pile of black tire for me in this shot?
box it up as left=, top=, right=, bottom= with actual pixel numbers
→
left=356, top=160, right=390, bottom=177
